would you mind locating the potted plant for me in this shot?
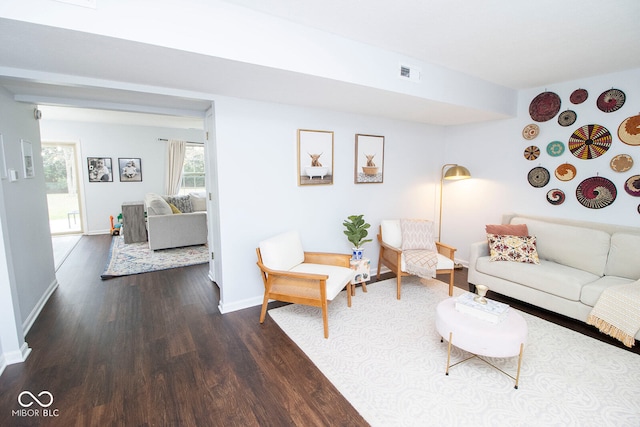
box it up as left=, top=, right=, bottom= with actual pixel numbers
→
left=343, top=214, right=372, bottom=259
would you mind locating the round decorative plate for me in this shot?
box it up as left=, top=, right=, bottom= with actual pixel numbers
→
left=624, top=175, right=640, bottom=197
left=570, top=89, right=588, bottom=104
left=610, top=154, right=634, bottom=172
left=524, top=145, right=540, bottom=160
left=618, top=114, right=640, bottom=146
left=555, top=163, right=577, bottom=181
left=529, top=92, right=561, bottom=122
left=522, top=123, right=540, bottom=140
left=568, top=124, right=612, bottom=159
left=547, top=141, right=565, bottom=157
left=597, top=88, right=626, bottom=113
left=558, top=110, right=577, bottom=127
left=528, top=166, right=550, bottom=188
left=546, top=189, right=565, bottom=205
left=576, top=177, right=617, bottom=209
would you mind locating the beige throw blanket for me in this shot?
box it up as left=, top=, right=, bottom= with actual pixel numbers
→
left=404, top=250, right=438, bottom=279
left=586, top=280, right=640, bottom=348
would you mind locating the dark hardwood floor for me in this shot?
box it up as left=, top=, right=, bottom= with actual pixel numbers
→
left=1, top=235, right=636, bottom=426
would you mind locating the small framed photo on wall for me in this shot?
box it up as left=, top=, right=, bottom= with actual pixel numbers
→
left=355, top=134, right=384, bottom=183
left=87, top=157, right=113, bottom=182
left=118, top=158, right=142, bottom=182
left=297, top=129, right=334, bottom=186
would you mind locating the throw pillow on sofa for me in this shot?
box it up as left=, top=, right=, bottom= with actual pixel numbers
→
left=146, top=193, right=173, bottom=216
left=487, top=233, right=540, bottom=264
left=166, top=195, right=193, bottom=213
left=485, top=223, right=529, bottom=236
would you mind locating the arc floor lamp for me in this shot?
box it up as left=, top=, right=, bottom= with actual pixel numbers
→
left=438, top=164, right=471, bottom=243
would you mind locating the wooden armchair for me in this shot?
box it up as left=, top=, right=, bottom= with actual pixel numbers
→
left=377, top=220, right=456, bottom=299
left=256, top=231, right=355, bottom=338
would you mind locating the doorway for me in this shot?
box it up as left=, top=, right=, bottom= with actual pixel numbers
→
left=42, top=142, right=83, bottom=235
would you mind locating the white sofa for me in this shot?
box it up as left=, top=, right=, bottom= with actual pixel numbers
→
left=468, top=213, right=640, bottom=340
left=144, top=193, right=207, bottom=250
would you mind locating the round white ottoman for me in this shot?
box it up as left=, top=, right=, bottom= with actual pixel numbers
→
left=435, top=296, right=528, bottom=388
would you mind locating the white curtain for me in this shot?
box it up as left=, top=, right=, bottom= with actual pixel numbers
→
left=165, top=139, right=186, bottom=195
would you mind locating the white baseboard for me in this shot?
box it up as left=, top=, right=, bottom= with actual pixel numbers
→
left=218, top=295, right=263, bottom=314
left=23, top=279, right=59, bottom=336
left=2, top=342, right=32, bottom=372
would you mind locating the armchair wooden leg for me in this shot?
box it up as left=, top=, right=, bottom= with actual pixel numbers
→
left=322, top=300, right=329, bottom=339
left=448, top=271, right=454, bottom=296
left=397, top=275, right=402, bottom=300
left=259, top=294, right=269, bottom=323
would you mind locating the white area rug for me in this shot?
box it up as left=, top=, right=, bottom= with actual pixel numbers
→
left=269, top=277, right=640, bottom=427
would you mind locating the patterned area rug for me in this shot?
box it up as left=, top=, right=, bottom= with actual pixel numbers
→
left=269, top=277, right=640, bottom=426
left=101, top=236, right=208, bottom=279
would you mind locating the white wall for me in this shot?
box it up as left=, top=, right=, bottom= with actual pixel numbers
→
left=39, top=120, right=204, bottom=233
left=444, top=68, right=640, bottom=263
left=212, top=96, right=445, bottom=312
left=0, top=87, right=53, bottom=370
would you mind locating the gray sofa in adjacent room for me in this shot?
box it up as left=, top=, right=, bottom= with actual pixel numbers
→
left=144, top=192, right=207, bottom=251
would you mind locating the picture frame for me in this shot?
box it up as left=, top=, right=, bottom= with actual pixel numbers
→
left=118, top=157, right=142, bottom=182
left=87, top=157, right=113, bottom=182
left=297, top=129, right=334, bottom=186
left=355, top=134, right=384, bottom=183
left=0, top=134, right=7, bottom=179
left=21, top=139, right=35, bottom=178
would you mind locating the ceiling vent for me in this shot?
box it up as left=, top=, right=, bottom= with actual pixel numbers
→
left=399, top=64, right=421, bottom=83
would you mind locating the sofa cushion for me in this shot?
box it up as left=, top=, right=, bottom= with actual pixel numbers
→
left=145, top=193, right=173, bottom=216
left=475, top=256, right=599, bottom=301
left=169, top=203, right=182, bottom=214
left=400, top=219, right=436, bottom=251
left=580, top=275, right=636, bottom=307
left=289, top=263, right=354, bottom=300
left=487, top=234, right=540, bottom=264
left=166, top=195, right=193, bottom=213
left=510, top=217, right=610, bottom=277
left=259, top=231, right=305, bottom=271
left=604, top=233, right=640, bottom=280
left=485, top=223, right=529, bottom=236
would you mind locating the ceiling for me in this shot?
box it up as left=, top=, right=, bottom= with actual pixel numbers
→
left=1, top=0, right=639, bottom=126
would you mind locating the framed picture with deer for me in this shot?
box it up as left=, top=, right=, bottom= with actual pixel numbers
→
left=297, top=129, right=334, bottom=186
left=355, top=134, right=384, bottom=183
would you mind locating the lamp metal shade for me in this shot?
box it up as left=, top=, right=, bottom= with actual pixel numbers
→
left=443, top=165, right=471, bottom=180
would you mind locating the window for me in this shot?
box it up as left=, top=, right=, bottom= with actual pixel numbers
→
left=179, top=144, right=205, bottom=195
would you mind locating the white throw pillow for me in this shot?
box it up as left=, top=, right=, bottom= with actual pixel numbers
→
left=145, top=193, right=172, bottom=216
left=400, top=219, right=436, bottom=251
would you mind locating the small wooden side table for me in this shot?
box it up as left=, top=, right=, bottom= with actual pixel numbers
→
left=121, top=201, right=147, bottom=244
left=347, top=257, right=370, bottom=306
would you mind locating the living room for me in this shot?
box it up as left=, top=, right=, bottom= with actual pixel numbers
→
left=1, top=2, right=639, bottom=422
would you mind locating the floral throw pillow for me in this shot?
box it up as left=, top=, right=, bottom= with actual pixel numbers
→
left=487, top=234, right=540, bottom=264
left=400, top=219, right=436, bottom=251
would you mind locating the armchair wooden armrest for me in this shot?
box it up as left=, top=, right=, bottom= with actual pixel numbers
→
left=304, top=251, right=352, bottom=267
left=435, top=242, right=456, bottom=260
